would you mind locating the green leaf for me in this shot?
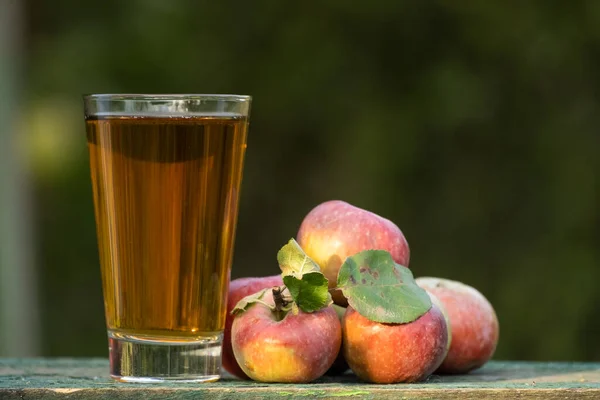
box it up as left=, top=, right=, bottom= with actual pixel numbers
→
left=231, top=288, right=271, bottom=315
left=277, top=238, right=321, bottom=277
left=277, top=238, right=332, bottom=313
left=337, top=250, right=431, bottom=324
left=283, top=273, right=332, bottom=313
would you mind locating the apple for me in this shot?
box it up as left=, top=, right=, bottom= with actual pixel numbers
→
left=342, top=302, right=449, bottom=383
left=223, top=275, right=283, bottom=378
left=297, top=200, right=410, bottom=305
left=231, top=290, right=342, bottom=383
left=416, top=277, right=499, bottom=374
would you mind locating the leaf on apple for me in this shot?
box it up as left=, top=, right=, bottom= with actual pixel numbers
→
left=277, top=238, right=322, bottom=277
left=277, top=239, right=333, bottom=313
left=283, top=273, right=332, bottom=313
left=231, top=288, right=270, bottom=315
left=337, top=250, right=431, bottom=324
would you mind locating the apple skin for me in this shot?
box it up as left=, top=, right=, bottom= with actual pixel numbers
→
left=231, top=291, right=342, bottom=383
left=223, top=275, right=283, bottom=378
left=342, top=304, right=449, bottom=383
left=297, top=200, right=410, bottom=305
left=416, top=277, right=499, bottom=374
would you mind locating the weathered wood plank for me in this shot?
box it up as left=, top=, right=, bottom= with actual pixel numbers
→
left=0, top=359, right=598, bottom=399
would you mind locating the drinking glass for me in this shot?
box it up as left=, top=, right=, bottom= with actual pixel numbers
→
left=84, top=94, right=251, bottom=382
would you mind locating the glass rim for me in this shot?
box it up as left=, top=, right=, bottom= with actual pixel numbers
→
left=83, top=94, right=251, bottom=102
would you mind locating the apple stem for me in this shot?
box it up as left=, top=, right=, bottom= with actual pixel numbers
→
left=272, top=286, right=290, bottom=321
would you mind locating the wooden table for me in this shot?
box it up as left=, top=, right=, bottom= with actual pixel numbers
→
left=1, top=359, right=599, bottom=399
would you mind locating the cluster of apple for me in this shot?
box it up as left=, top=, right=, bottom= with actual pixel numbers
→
left=222, top=200, right=499, bottom=384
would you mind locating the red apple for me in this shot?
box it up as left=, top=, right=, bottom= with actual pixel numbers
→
left=231, top=290, right=342, bottom=383
left=342, top=303, right=449, bottom=383
left=297, top=200, right=410, bottom=305
left=223, top=275, right=283, bottom=378
left=416, top=277, right=499, bottom=374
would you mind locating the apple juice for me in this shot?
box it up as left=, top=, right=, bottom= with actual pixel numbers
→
left=86, top=114, right=247, bottom=341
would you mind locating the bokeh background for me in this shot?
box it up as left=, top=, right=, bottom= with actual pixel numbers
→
left=0, top=1, right=598, bottom=362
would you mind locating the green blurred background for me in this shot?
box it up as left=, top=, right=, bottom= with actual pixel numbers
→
left=0, top=1, right=598, bottom=362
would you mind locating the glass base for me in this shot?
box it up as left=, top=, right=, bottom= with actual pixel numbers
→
left=108, top=332, right=223, bottom=383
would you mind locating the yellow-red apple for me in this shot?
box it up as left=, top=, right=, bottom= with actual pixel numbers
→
left=342, top=303, right=448, bottom=383
left=231, top=290, right=341, bottom=383
left=297, top=200, right=410, bottom=305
